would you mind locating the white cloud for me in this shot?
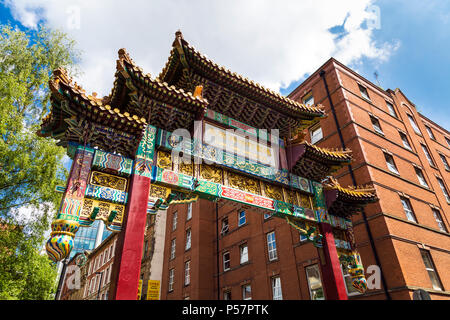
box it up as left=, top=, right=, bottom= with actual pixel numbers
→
left=5, top=0, right=399, bottom=96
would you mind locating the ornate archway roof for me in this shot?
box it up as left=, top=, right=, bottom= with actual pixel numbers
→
left=158, top=31, right=326, bottom=135
left=287, top=141, right=353, bottom=181
left=323, top=177, right=378, bottom=216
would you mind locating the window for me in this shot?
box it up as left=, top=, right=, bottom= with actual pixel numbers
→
left=421, top=144, right=435, bottom=166
left=415, top=167, right=429, bottom=188
left=439, top=154, right=450, bottom=171
left=358, top=84, right=370, bottom=100
left=172, top=211, right=177, bottom=231
left=384, top=153, right=399, bottom=174
left=271, top=277, right=283, bottom=300
left=238, top=210, right=246, bottom=227
left=185, top=229, right=191, bottom=251
left=446, top=137, right=450, bottom=148
left=187, top=204, right=192, bottom=221
left=170, top=239, right=176, bottom=260
left=341, top=264, right=361, bottom=296
left=184, top=261, right=190, bottom=286
left=310, top=126, right=323, bottom=144
left=221, top=217, right=229, bottom=236
left=305, top=264, right=325, bottom=300
left=400, top=197, right=417, bottom=223
left=436, top=177, right=450, bottom=203
left=267, top=232, right=278, bottom=261
left=242, top=284, right=252, bottom=300
left=432, top=209, right=447, bottom=233
left=223, top=252, right=230, bottom=271
left=371, top=116, right=383, bottom=135
left=223, top=291, right=231, bottom=300
left=399, top=132, right=412, bottom=151
left=240, top=244, right=249, bottom=264
left=302, top=91, right=314, bottom=106
left=386, top=101, right=397, bottom=117
left=168, top=269, right=174, bottom=292
left=408, top=114, right=421, bottom=135
left=425, top=125, right=436, bottom=140
left=420, top=250, right=443, bottom=291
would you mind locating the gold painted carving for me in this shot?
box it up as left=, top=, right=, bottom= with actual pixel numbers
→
left=264, top=184, right=283, bottom=201
left=157, top=151, right=172, bottom=170
left=149, top=185, right=171, bottom=200
left=227, top=171, right=261, bottom=195
left=90, top=171, right=128, bottom=191
left=284, top=189, right=297, bottom=206
left=80, top=198, right=124, bottom=224
left=178, top=162, right=194, bottom=176
left=298, top=193, right=313, bottom=209
left=200, top=164, right=222, bottom=183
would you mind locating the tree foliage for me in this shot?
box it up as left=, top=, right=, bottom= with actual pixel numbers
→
left=0, top=24, right=80, bottom=299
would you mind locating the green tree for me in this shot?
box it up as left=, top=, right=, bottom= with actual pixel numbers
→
left=0, top=24, right=80, bottom=299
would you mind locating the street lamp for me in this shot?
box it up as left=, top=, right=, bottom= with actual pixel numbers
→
left=95, top=271, right=104, bottom=300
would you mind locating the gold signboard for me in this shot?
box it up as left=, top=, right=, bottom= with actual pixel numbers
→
left=146, top=280, right=160, bottom=300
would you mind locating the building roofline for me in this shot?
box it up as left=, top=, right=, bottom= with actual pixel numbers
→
left=418, top=112, right=450, bottom=135
left=288, top=57, right=391, bottom=100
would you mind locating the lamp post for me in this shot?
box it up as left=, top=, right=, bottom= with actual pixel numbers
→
left=95, top=271, right=104, bottom=300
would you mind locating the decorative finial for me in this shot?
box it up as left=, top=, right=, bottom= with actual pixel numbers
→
left=193, top=85, right=203, bottom=98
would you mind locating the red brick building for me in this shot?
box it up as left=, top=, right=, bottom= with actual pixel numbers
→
left=160, top=58, right=450, bottom=300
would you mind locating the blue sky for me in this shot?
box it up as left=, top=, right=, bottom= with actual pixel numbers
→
left=1, top=1, right=449, bottom=130
left=280, top=0, right=450, bottom=130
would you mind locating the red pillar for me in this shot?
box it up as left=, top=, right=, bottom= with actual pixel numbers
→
left=318, top=222, right=348, bottom=300
left=111, top=174, right=151, bottom=300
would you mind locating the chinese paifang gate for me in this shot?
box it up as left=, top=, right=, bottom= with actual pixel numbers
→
left=38, top=31, right=377, bottom=300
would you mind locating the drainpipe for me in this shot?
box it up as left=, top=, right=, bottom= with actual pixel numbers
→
left=216, top=202, right=220, bottom=300
left=319, top=69, right=392, bottom=300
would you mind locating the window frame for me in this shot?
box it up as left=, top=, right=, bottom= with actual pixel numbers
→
left=305, top=264, right=325, bottom=300
left=407, top=114, right=421, bottom=135
left=439, top=154, right=450, bottom=171
left=414, top=167, right=429, bottom=188
left=384, top=152, right=399, bottom=175
left=370, top=116, right=384, bottom=135
left=242, top=284, right=252, bottom=300
left=271, top=276, right=283, bottom=300
left=170, top=238, right=176, bottom=260
left=267, top=231, right=278, bottom=261
left=184, top=260, right=191, bottom=286
left=400, top=197, right=417, bottom=223
left=172, top=211, right=178, bottom=231
left=221, top=217, right=229, bottom=235
left=386, top=101, right=397, bottom=118
left=432, top=209, right=447, bottom=233
left=302, top=91, right=314, bottom=107
left=436, top=177, right=450, bottom=203
left=358, top=84, right=370, bottom=101
left=185, top=229, right=191, bottom=251
left=399, top=132, right=413, bottom=151
left=420, top=250, right=444, bottom=291
left=223, top=251, right=231, bottom=272
left=240, top=244, right=249, bottom=264
left=168, top=268, right=175, bottom=292
left=425, top=125, right=436, bottom=140
left=310, top=125, right=323, bottom=144
left=238, top=210, right=246, bottom=227
left=186, top=203, right=192, bottom=221
left=421, top=144, right=435, bottom=166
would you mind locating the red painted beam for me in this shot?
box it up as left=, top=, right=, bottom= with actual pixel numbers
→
left=110, top=174, right=150, bottom=300
left=318, top=222, right=348, bottom=300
